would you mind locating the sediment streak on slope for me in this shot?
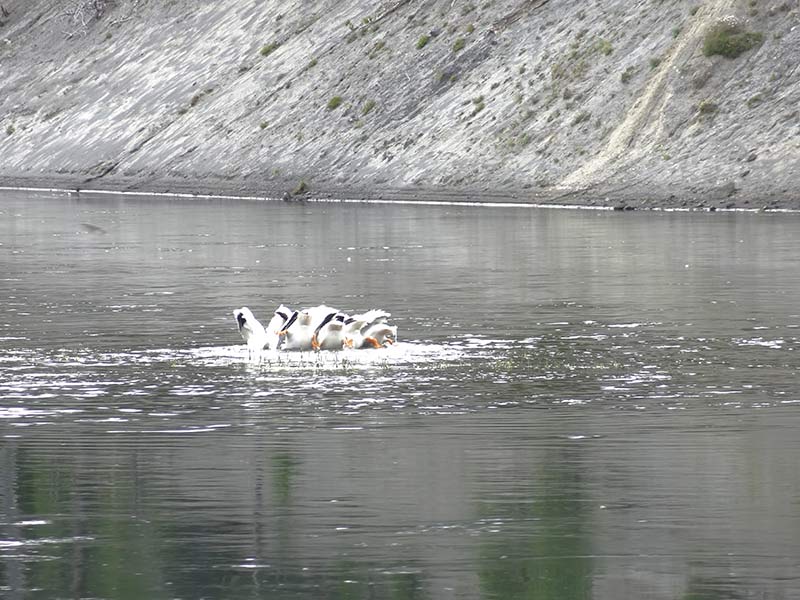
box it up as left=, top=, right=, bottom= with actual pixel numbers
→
left=561, top=0, right=735, bottom=189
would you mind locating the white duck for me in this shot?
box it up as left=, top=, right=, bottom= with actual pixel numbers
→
left=233, top=307, right=268, bottom=355
left=342, top=309, right=397, bottom=349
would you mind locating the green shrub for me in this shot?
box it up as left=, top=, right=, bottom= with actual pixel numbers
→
left=453, top=37, right=465, bottom=52
left=702, top=19, right=763, bottom=58
left=362, top=99, right=376, bottom=115
left=620, top=65, right=636, bottom=83
left=416, top=34, right=430, bottom=49
left=260, top=42, right=279, bottom=56
left=327, top=96, right=343, bottom=110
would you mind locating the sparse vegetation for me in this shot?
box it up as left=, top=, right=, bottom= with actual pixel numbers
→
left=5, top=124, right=14, bottom=136
left=260, top=41, right=279, bottom=57
left=466, top=23, right=475, bottom=34
left=368, top=40, right=386, bottom=58
left=293, top=180, right=308, bottom=195
left=746, top=93, right=763, bottom=108
left=690, top=5, right=701, bottom=16
left=60, top=0, right=111, bottom=39
left=416, top=34, right=430, bottom=49
left=362, top=99, right=376, bottom=115
left=698, top=99, right=718, bottom=114
left=620, top=65, right=636, bottom=83
left=702, top=17, right=764, bottom=58
left=595, top=38, right=613, bottom=55
left=327, top=96, right=343, bottom=110
left=471, top=95, right=485, bottom=116
left=259, top=121, right=268, bottom=129
left=453, top=37, right=465, bottom=52
left=572, top=111, right=591, bottom=126
left=649, top=57, right=662, bottom=69
left=307, top=58, right=318, bottom=69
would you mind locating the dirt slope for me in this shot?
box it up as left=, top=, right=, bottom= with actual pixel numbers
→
left=0, top=0, right=798, bottom=208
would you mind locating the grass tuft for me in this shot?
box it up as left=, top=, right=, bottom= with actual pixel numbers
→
left=327, top=96, right=343, bottom=110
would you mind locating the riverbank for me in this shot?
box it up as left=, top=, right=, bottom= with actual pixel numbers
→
left=3, top=174, right=799, bottom=212
left=1, top=1, right=798, bottom=210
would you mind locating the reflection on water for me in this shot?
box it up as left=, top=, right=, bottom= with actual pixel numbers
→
left=1, top=190, right=800, bottom=599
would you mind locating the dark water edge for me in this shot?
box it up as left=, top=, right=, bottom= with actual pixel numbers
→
left=1, top=189, right=799, bottom=599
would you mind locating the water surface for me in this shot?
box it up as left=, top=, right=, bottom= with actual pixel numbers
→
left=1, top=190, right=799, bottom=599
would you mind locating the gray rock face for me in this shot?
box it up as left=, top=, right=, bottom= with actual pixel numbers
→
left=0, top=0, right=798, bottom=208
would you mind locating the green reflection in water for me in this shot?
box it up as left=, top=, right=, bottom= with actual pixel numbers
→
left=10, top=446, right=167, bottom=599
left=478, top=446, right=593, bottom=600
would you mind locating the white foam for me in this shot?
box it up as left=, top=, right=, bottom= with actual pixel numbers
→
left=183, top=341, right=467, bottom=370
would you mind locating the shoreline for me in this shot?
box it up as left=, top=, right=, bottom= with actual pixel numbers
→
left=1, top=175, right=799, bottom=214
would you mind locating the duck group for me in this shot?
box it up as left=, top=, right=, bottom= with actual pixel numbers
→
left=233, top=304, right=397, bottom=353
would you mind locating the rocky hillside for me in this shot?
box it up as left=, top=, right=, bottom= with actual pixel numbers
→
left=0, top=0, right=798, bottom=208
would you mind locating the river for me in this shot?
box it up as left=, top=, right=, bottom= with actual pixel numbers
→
left=1, top=189, right=799, bottom=599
